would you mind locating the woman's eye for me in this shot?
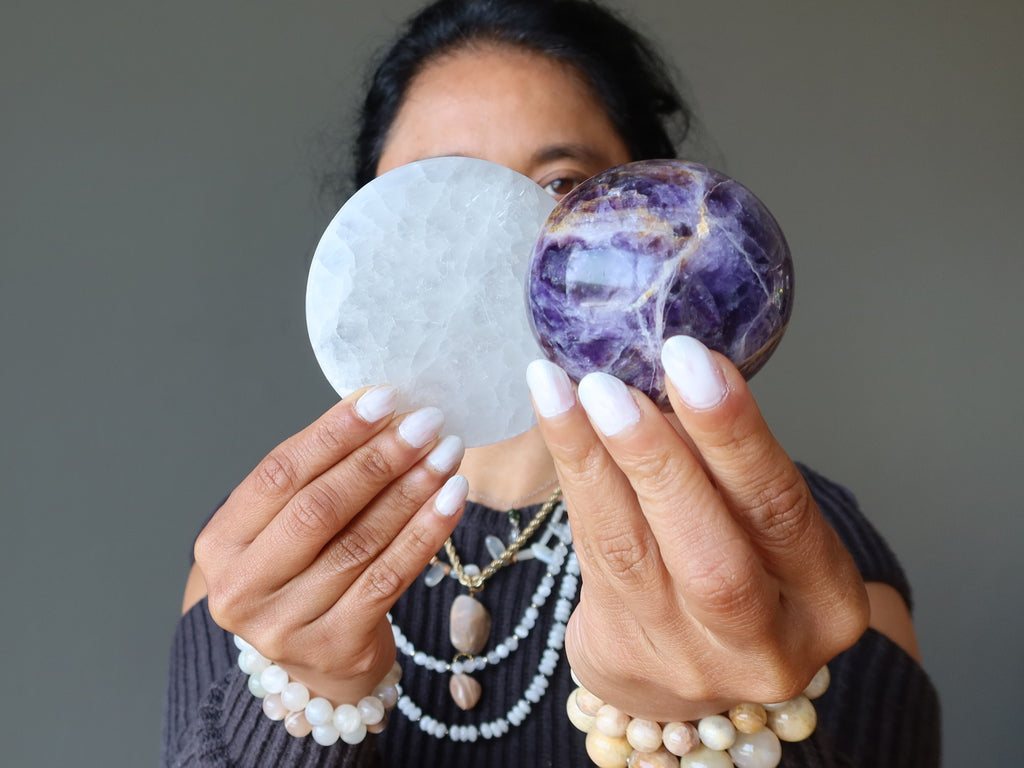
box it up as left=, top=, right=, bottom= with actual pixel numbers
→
left=542, top=177, right=582, bottom=199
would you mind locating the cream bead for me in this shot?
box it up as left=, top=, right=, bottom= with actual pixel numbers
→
left=662, top=721, right=700, bottom=756
left=567, top=689, right=598, bottom=733
left=626, top=719, right=663, bottom=752
left=261, top=693, right=288, bottom=721
left=280, top=682, right=310, bottom=712
left=586, top=729, right=634, bottom=768
left=340, top=722, right=368, bottom=745
left=765, top=695, right=817, bottom=742
left=311, top=724, right=340, bottom=747
left=698, top=714, right=736, bottom=750
left=728, top=728, right=782, bottom=768
left=576, top=688, right=606, bottom=716
left=627, top=747, right=679, bottom=768
left=802, top=666, right=830, bottom=700
left=373, top=681, right=400, bottom=709
left=247, top=673, right=267, bottom=699
left=259, top=665, right=289, bottom=695
left=305, top=697, right=334, bottom=727
left=358, top=695, right=386, bottom=725
left=679, top=744, right=736, bottom=768
left=596, top=704, right=631, bottom=738
left=728, top=703, right=767, bottom=734
left=332, top=703, right=362, bottom=734
left=284, top=710, right=313, bottom=738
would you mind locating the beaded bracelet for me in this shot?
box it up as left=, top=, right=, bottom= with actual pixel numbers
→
left=567, top=665, right=830, bottom=768
left=234, top=635, right=401, bottom=746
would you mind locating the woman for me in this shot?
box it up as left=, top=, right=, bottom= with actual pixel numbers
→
left=164, top=1, right=939, bottom=766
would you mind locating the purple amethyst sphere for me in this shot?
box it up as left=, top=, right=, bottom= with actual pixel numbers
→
left=527, top=159, right=793, bottom=406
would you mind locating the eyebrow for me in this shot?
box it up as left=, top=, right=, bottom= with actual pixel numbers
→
left=530, top=143, right=604, bottom=166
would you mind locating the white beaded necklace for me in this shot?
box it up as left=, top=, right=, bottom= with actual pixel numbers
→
left=387, top=502, right=580, bottom=741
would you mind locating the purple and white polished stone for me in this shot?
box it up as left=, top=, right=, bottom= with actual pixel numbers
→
left=307, top=157, right=554, bottom=447
left=527, top=159, right=793, bottom=405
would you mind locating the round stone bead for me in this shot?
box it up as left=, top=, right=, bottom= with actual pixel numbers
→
left=728, top=728, right=782, bottom=768
left=803, top=666, right=830, bottom=699
left=679, top=744, right=736, bottom=768
left=662, top=721, right=700, bottom=756
left=729, top=702, right=767, bottom=734
left=698, top=714, right=737, bottom=750
left=280, top=681, right=310, bottom=712
left=259, top=665, right=289, bottom=695
left=305, top=697, right=334, bottom=726
left=358, top=695, right=386, bottom=725
left=626, top=719, right=663, bottom=752
left=366, top=713, right=388, bottom=734
left=332, top=703, right=362, bottom=734
left=596, top=704, right=631, bottom=738
left=311, top=724, right=341, bottom=747
left=382, top=660, right=403, bottom=687
left=586, top=729, right=634, bottom=768
left=261, top=693, right=288, bottom=721
left=567, top=689, right=598, bottom=733
left=627, top=747, right=679, bottom=768
left=284, top=710, right=313, bottom=738
left=576, top=688, right=606, bottom=716
left=340, top=723, right=368, bottom=745
left=765, top=695, right=817, bottom=742
left=373, top=681, right=400, bottom=709
left=247, top=673, right=267, bottom=699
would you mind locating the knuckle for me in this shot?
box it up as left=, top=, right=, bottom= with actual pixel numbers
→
left=362, top=560, right=406, bottom=603
left=310, top=416, right=351, bottom=454
left=594, top=530, right=656, bottom=582
left=354, top=444, right=399, bottom=482
left=688, top=541, right=764, bottom=617
left=323, top=527, right=378, bottom=575
left=745, top=473, right=812, bottom=547
left=284, top=487, right=342, bottom=542
left=252, top=450, right=301, bottom=498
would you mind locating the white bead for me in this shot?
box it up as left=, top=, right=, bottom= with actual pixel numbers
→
left=280, top=681, right=310, bottom=712
left=595, top=704, right=630, bottom=738
left=259, top=665, right=289, bottom=695
left=729, top=728, right=782, bottom=768
left=339, top=722, right=368, bottom=745
left=333, top=703, right=361, bottom=733
left=698, top=715, right=737, bottom=750
left=247, top=673, right=267, bottom=699
left=626, top=719, right=664, bottom=752
left=305, top=697, right=334, bottom=726
left=233, top=635, right=252, bottom=652
left=311, top=724, right=341, bottom=747
left=358, top=695, right=386, bottom=725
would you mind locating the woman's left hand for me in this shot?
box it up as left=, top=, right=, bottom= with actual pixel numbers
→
left=526, top=335, right=869, bottom=722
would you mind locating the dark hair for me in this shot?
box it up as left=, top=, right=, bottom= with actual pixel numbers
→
left=347, top=0, right=693, bottom=193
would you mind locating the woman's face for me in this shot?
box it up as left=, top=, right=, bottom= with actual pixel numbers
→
left=376, top=44, right=632, bottom=199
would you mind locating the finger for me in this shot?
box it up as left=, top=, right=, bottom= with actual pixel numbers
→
left=203, top=386, right=400, bottom=547
left=572, top=369, right=776, bottom=635
left=660, top=335, right=855, bottom=589
left=323, top=474, right=470, bottom=632
left=246, top=406, right=447, bottom=581
left=526, top=360, right=664, bottom=598
left=289, top=434, right=465, bottom=620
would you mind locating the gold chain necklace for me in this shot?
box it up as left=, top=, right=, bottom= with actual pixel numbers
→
left=443, top=486, right=563, bottom=594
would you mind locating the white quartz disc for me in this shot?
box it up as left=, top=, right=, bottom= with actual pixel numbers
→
left=306, top=157, right=556, bottom=447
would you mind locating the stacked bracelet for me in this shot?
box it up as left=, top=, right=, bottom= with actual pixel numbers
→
left=566, top=666, right=830, bottom=768
left=234, top=635, right=401, bottom=746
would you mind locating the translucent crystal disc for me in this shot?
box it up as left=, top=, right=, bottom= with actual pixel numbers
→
left=306, top=157, right=556, bottom=447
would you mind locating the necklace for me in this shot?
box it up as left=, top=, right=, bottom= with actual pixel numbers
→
left=424, top=488, right=562, bottom=711
left=466, top=476, right=559, bottom=510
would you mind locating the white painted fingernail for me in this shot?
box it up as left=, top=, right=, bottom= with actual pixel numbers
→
left=354, top=385, right=397, bottom=423
left=577, top=372, right=641, bottom=436
left=661, top=335, right=728, bottom=410
left=398, top=407, right=445, bottom=448
left=526, top=359, right=576, bottom=418
left=435, top=474, right=469, bottom=516
left=425, top=435, right=465, bottom=473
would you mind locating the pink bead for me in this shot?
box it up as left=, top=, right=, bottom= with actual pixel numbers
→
left=662, top=721, right=700, bottom=756
left=284, top=710, right=313, bottom=738
left=261, top=693, right=288, bottom=721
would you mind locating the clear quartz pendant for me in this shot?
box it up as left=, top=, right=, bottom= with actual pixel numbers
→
left=424, top=561, right=448, bottom=587
left=485, top=535, right=507, bottom=560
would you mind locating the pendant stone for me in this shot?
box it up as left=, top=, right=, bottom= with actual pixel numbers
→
left=449, top=594, right=491, bottom=655
left=449, top=673, right=483, bottom=711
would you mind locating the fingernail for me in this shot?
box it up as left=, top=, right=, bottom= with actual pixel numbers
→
left=526, top=359, right=576, bottom=418
left=354, top=385, right=398, bottom=423
left=661, top=336, right=728, bottom=410
left=425, top=435, right=465, bottom=473
left=577, top=372, right=641, bottom=436
left=398, top=407, right=445, bottom=448
left=435, top=474, right=469, bottom=516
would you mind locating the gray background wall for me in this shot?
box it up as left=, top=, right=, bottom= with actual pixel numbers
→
left=2, top=1, right=1020, bottom=764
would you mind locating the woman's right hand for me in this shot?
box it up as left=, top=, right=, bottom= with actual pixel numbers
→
left=192, top=385, right=468, bottom=703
